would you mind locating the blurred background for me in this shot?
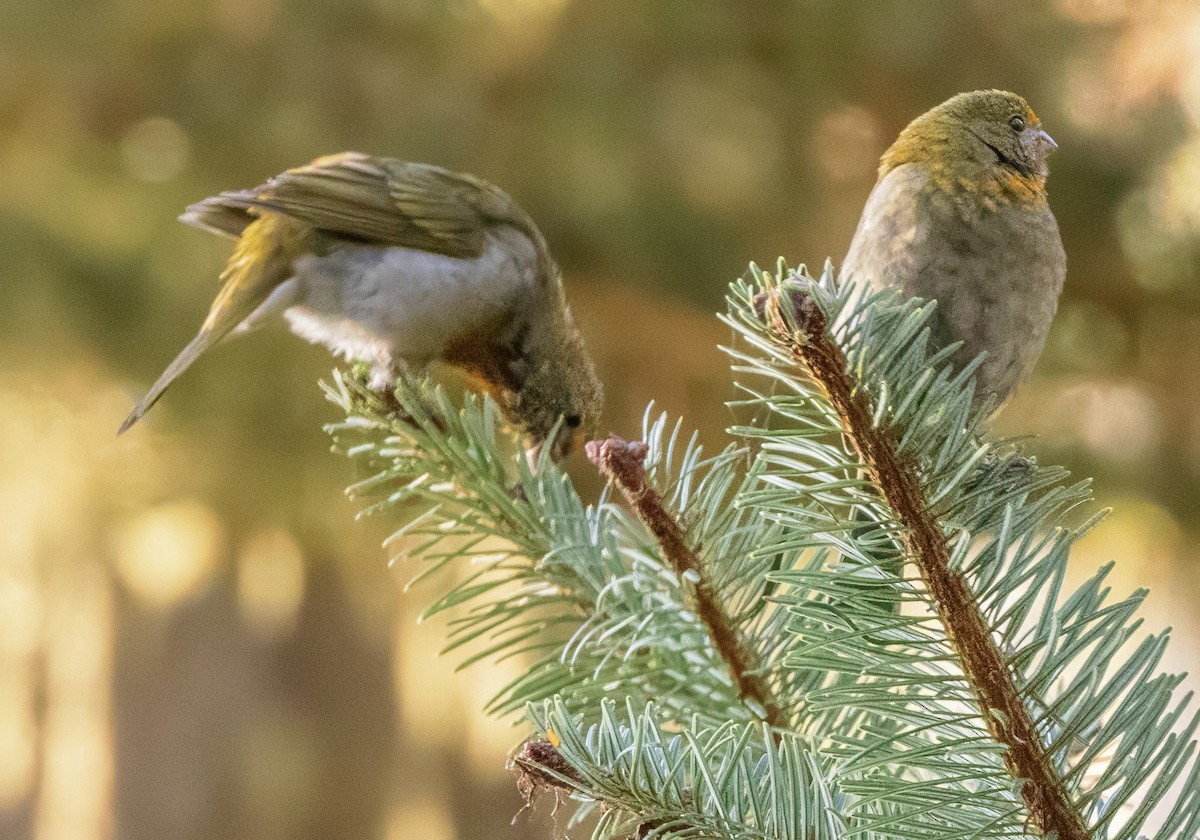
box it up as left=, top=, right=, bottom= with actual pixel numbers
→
left=2, top=1, right=1200, bottom=838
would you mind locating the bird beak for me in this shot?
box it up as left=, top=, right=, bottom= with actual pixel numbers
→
left=527, top=427, right=585, bottom=467
left=552, top=427, right=585, bottom=461
left=1036, top=128, right=1057, bottom=153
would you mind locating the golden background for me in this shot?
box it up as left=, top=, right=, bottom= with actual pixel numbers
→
left=2, top=1, right=1199, bottom=838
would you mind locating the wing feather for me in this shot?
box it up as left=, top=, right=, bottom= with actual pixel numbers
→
left=179, top=152, right=517, bottom=259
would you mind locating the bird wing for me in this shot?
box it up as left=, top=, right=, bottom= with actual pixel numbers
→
left=180, top=153, right=522, bottom=259
left=842, top=161, right=1066, bottom=404
left=841, top=164, right=934, bottom=294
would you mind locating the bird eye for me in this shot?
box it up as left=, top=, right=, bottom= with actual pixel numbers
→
left=564, top=414, right=582, bottom=428
left=1009, top=115, right=1025, bottom=132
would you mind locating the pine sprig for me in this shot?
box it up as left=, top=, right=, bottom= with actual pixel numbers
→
left=586, top=434, right=788, bottom=732
left=519, top=698, right=847, bottom=840
left=723, top=262, right=1199, bottom=839
left=325, top=259, right=1200, bottom=839
left=324, top=372, right=794, bottom=725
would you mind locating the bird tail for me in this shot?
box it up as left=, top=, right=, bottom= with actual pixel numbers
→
left=117, top=329, right=224, bottom=434
left=118, top=213, right=311, bottom=434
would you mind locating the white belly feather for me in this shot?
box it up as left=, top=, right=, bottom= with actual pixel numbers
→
left=279, top=226, right=538, bottom=382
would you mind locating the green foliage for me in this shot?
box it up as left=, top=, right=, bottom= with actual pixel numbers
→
left=326, top=264, right=1200, bottom=839
left=527, top=698, right=846, bottom=840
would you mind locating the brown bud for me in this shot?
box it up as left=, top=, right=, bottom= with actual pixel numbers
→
left=512, top=740, right=582, bottom=806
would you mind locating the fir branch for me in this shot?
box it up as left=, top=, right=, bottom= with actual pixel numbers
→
left=518, top=698, right=848, bottom=840
left=325, top=262, right=1200, bottom=838
left=587, top=435, right=788, bottom=733
left=758, top=283, right=1089, bottom=840
left=327, top=372, right=787, bottom=729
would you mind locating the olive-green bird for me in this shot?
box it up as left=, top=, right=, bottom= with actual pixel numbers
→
left=119, top=153, right=603, bottom=459
left=842, top=90, right=1066, bottom=406
left=820, top=91, right=1067, bottom=613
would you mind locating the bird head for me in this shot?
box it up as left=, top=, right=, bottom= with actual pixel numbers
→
left=882, top=90, right=1058, bottom=183
left=501, top=311, right=604, bottom=463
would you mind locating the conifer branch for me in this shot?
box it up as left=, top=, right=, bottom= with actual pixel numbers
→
left=586, top=435, right=788, bottom=734
left=327, top=266, right=1200, bottom=838
left=513, top=736, right=672, bottom=840
left=759, top=284, right=1090, bottom=840
left=517, top=698, right=847, bottom=839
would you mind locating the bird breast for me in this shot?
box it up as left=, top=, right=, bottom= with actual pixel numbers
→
left=283, top=224, right=540, bottom=369
left=842, top=163, right=1066, bottom=405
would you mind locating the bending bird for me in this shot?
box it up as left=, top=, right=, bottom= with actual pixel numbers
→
left=119, top=153, right=603, bottom=459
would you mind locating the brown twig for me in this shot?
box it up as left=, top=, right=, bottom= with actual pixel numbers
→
left=513, top=740, right=683, bottom=838
left=586, top=436, right=788, bottom=734
left=513, top=740, right=585, bottom=805
left=761, top=285, right=1089, bottom=840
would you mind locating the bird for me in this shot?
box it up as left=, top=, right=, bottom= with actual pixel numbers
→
left=825, top=91, right=1067, bottom=612
left=841, top=89, right=1066, bottom=408
left=118, top=153, right=604, bottom=460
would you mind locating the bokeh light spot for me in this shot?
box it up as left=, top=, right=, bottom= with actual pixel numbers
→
left=386, top=800, right=453, bottom=840
left=1058, top=382, right=1163, bottom=463
left=1157, top=138, right=1200, bottom=234
left=119, top=117, right=191, bottom=183
left=113, top=500, right=222, bottom=608
left=1055, top=0, right=1134, bottom=24
left=237, top=529, right=306, bottom=639
left=1117, top=137, right=1200, bottom=292
left=0, top=677, right=36, bottom=808
left=812, top=104, right=883, bottom=183
left=475, top=0, right=568, bottom=24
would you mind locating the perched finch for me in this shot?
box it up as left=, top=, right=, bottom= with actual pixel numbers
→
left=841, top=90, right=1065, bottom=406
left=119, top=153, right=603, bottom=459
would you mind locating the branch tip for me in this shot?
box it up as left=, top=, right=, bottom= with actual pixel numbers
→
left=513, top=740, right=583, bottom=806
left=585, top=435, right=649, bottom=475
left=770, top=281, right=1090, bottom=840
left=589, top=434, right=787, bottom=734
left=756, top=281, right=825, bottom=342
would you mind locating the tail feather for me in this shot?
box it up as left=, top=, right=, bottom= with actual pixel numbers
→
left=118, top=329, right=223, bottom=434
left=118, top=213, right=311, bottom=434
